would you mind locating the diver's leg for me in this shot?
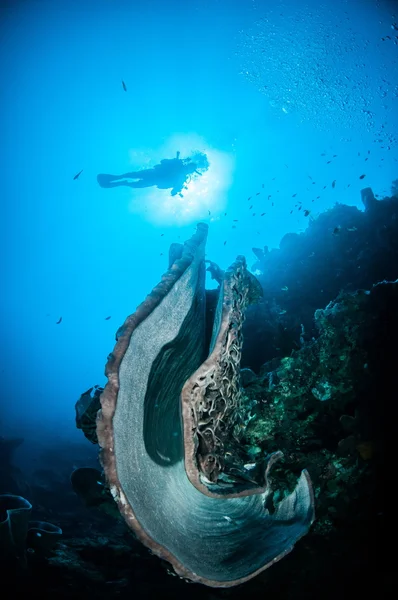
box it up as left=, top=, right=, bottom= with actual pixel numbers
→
left=124, top=180, right=153, bottom=188
left=122, top=169, right=152, bottom=178
left=97, top=171, right=146, bottom=188
left=97, top=174, right=126, bottom=188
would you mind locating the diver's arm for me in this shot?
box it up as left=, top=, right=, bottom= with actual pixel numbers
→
left=170, top=179, right=185, bottom=196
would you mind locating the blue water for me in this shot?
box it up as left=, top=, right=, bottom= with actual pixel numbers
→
left=2, top=0, right=397, bottom=443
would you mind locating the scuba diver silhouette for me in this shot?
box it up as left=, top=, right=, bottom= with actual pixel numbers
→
left=97, top=151, right=203, bottom=197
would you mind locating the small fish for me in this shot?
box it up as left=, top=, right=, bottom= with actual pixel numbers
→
left=105, top=316, right=111, bottom=320
left=368, top=150, right=370, bottom=154
left=272, top=202, right=274, bottom=206
left=73, top=169, right=83, bottom=180
left=233, top=219, right=238, bottom=222
left=347, top=227, right=357, bottom=232
left=365, top=157, right=368, bottom=161
left=272, top=177, right=276, bottom=181
left=333, top=226, right=341, bottom=235
left=298, top=205, right=302, bottom=211
left=122, top=80, right=127, bottom=91
left=281, top=286, right=288, bottom=291
left=308, top=175, right=313, bottom=180
left=160, top=233, right=164, bottom=236
left=279, top=310, right=287, bottom=315
left=347, top=184, right=351, bottom=188
left=247, top=196, right=252, bottom=201
left=292, top=193, right=297, bottom=197
left=56, top=317, right=62, bottom=324
left=232, top=225, right=236, bottom=229
left=267, top=194, right=272, bottom=200
left=252, top=213, right=256, bottom=216
left=262, top=183, right=264, bottom=188
left=261, top=212, right=266, bottom=216
left=359, top=174, right=366, bottom=179
left=323, top=185, right=327, bottom=189
left=321, top=153, right=326, bottom=156
left=304, top=209, right=311, bottom=217
left=327, top=160, right=332, bottom=164
left=223, top=241, right=227, bottom=246
left=256, top=192, right=260, bottom=196
left=290, top=209, right=293, bottom=214
left=332, top=180, right=336, bottom=188
left=249, top=205, right=253, bottom=209
left=316, top=196, right=320, bottom=199
left=333, top=154, right=337, bottom=158
left=208, top=210, right=211, bottom=215
left=243, top=463, right=256, bottom=470
left=160, top=253, right=163, bottom=256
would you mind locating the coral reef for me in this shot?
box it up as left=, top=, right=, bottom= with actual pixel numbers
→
left=4, top=187, right=393, bottom=598
left=238, top=279, right=389, bottom=538
left=243, top=189, right=398, bottom=372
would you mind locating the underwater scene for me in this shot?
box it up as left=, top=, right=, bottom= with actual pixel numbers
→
left=1, top=0, right=393, bottom=597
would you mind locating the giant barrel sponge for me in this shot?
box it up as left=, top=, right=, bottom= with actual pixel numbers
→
left=96, top=223, right=314, bottom=587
